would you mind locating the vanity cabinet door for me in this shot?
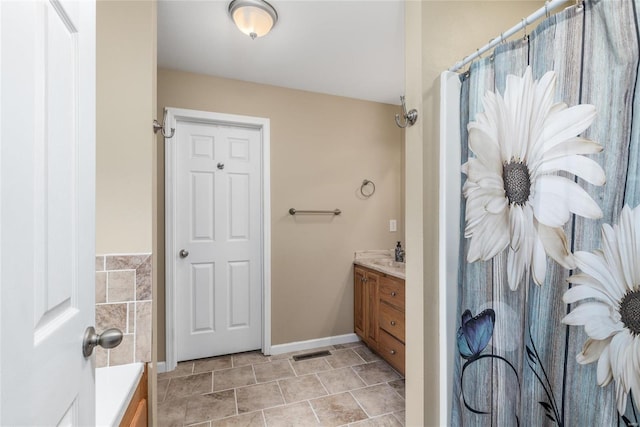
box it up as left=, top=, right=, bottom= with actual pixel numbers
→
left=365, top=270, right=380, bottom=346
left=353, top=266, right=380, bottom=348
left=354, top=267, right=366, bottom=338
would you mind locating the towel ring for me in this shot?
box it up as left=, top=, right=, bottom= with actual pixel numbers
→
left=360, top=179, right=376, bottom=198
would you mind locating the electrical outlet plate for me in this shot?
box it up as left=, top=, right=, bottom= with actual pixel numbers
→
left=389, top=219, right=397, bottom=232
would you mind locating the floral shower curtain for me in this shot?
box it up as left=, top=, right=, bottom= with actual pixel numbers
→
left=452, top=1, right=640, bottom=425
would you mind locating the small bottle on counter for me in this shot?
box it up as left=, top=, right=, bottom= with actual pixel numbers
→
left=395, top=241, right=405, bottom=262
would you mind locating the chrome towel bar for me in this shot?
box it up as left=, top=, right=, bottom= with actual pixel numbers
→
left=289, top=208, right=341, bottom=215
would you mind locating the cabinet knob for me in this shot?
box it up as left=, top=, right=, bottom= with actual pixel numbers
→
left=391, top=291, right=397, bottom=297
left=390, top=320, right=396, bottom=326
left=390, top=349, right=396, bottom=355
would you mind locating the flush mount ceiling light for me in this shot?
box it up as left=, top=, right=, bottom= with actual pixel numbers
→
left=228, top=0, right=278, bottom=40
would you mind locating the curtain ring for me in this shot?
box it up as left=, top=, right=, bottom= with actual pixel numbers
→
left=576, top=0, right=584, bottom=10
left=360, top=179, right=375, bottom=198
left=522, top=18, right=528, bottom=40
left=476, top=48, right=482, bottom=60
left=500, top=32, right=505, bottom=44
left=544, top=1, right=550, bottom=18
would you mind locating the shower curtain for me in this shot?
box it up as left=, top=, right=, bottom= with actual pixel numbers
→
left=451, top=1, right=640, bottom=425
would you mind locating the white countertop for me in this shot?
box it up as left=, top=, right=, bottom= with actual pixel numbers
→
left=353, top=250, right=405, bottom=279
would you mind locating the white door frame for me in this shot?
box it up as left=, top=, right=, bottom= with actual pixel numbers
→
left=164, top=107, right=271, bottom=371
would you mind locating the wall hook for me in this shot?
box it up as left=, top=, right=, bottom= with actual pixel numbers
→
left=395, top=95, right=418, bottom=128
left=153, top=109, right=175, bottom=138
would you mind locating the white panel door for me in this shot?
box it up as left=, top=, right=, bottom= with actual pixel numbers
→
left=0, top=0, right=96, bottom=425
left=176, top=121, right=262, bottom=361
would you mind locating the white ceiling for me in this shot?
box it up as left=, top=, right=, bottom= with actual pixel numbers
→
left=157, top=0, right=405, bottom=105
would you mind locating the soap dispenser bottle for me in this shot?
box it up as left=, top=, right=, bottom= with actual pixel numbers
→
left=395, top=241, right=404, bottom=262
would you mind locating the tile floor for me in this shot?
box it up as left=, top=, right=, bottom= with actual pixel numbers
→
left=157, top=341, right=405, bottom=426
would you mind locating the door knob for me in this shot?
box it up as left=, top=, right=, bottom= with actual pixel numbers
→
left=217, top=162, right=224, bottom=170
left=179, top=249, right=189, bottom=258
left=82, top=326, right=123, bottom=357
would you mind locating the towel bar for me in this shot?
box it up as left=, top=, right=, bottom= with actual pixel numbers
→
left=289, top=208, right=341, bottom=215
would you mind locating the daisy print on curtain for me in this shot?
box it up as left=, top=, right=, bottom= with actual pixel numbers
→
left=462, top=66, right=605, bottom=290
left=563, top=205, right=640, bottom=417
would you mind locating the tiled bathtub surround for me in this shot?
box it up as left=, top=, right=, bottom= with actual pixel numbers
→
left=95, top=254, right=152, bottom=368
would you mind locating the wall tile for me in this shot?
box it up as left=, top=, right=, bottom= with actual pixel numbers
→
left=135, top=301, right=152, bottom=362
left=107, top=270, right=135, bottom=302
left=95, top=271, right=107, bottom=304
left=109, top=334, right=134, bottom=366
left=106, top=254, right=149, bottom=271
left=95, top=256, right=105, bottom=272
left=96, top=253, right=152, bottom=367
left=136, top=256, right=152, bottom=301
left=127, top=302, right=135, bottom=334
left=96, top=303, right=127, bottom=332
left=95, top=347, right=108, bottom=368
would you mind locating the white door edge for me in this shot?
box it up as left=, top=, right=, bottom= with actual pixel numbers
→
left=164, top=107, right=271, bottom=371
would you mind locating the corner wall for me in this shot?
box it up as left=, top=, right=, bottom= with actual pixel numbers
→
left=157, top=69, right=404, bottom=360
left=96, top=0, right=157, bottom=423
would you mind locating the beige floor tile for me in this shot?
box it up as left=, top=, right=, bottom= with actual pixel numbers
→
left=349, top=414, right=403, bottom=426
left=254, top=359, right=295, bottom=383
left=352, top=361, right=401, bottom=385
left=325, top=349, right=366, bottom=369
left=158, top=378, right=170, bottom=402
left=353, top=346, right=382, bottom=363
left=214, top=365, right=256, bottom=391
left=194, top=355, right=233, bottom=373
left=263, top=401, right=320, bottom=426
left=184, top=389, right=237, bottom=425
left=278, top=374, right=327, bottom=403
left=310, top=392, right=368, bottom=426
left=333, top=342, right=364, bottom=349
left=187, top=422, right=211, bottom=427
left=211, top=411, right=266, bottom=427
left=387, top=379, right=405, bottom=398
left=164, top=372, right=212, bottom=401
left=351, top=384, right=404, bottom=417
left=393, top=411, right=405, bottom=426
left=158, top=361, right=194, bottom=380
left=316, top=367, right=366, bottom=394
left=233, top=350, right=270, bottom=367
left=157, top=397, right=188, bottom=427
left=291, top=357, right=332, bottom=376
left=236, top=382, right=285, bottom=413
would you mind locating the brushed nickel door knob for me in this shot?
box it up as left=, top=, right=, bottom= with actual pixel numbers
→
left=82, top=326, right=123, bottom=357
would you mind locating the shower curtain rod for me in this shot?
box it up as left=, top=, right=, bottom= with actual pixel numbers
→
left=448, top=0, right=573, bottom=72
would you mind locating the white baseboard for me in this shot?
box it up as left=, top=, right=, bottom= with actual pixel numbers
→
left=268, top=333, right=360, bottom=356
left=156, top=333, right=360, bottom=370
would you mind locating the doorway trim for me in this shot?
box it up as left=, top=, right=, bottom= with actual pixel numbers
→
left=164, top=107, right=271, bottom=371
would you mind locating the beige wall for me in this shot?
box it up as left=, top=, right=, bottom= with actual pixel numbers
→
left=96, top=1, right=157, bottom=423
left=157, top=70, right=404, bottom=360
left=404, top=1, right=542, bottom=425
left=96, top=0, right=156, bottom=255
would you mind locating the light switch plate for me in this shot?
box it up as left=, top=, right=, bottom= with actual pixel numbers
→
left=389, top=219, right=397, bottom=232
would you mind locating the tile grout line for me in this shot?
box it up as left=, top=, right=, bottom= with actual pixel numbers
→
left=348, top=389, right=373, bottom=420
left=314, top=372, right=330, bottom=396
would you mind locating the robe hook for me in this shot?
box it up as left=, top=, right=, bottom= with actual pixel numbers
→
left=395, top=95, right=418, bottom=128
left=153, top=109, right=175, bottom=138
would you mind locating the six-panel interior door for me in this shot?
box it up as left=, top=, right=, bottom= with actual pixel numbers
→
left=176, top=121, right=262, bottom=361
left=0, top=0, right=96, bottom=424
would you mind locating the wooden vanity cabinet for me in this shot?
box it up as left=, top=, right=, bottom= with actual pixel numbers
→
left=354, top=265, right=405, bottom=375
left=354, top=266, right=379, bottom=348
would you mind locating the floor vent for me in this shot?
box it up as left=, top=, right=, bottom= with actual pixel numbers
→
left=292, top=350, right=331, bottom=361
